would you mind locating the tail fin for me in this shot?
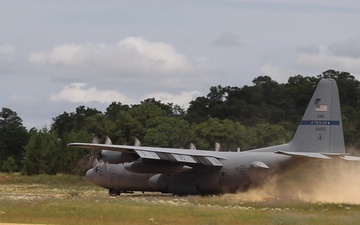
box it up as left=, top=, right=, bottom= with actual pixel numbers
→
left=289, top=78, right=345, bottom=153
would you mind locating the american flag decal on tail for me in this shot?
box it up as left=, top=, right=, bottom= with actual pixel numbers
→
left=315, top=104, right=328, bottom=112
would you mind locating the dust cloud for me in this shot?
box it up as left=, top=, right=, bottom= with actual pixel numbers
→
left=226, top=155, right=360, bottom=204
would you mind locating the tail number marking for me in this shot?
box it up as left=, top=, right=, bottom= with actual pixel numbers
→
left=315, top=127, right=326, bottom=131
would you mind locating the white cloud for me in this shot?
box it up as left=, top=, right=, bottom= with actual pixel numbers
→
left=263, top=39, right=360, bottom=81
left=116, top=37, right=189, bottom=71
left=142, top=91, right=202, bottom=108
left=51, top=83, right=201, bottom=108
left=296, top=52, right=360, bottom=74
left=28, top=38, right=189, bottom=73
left=260, top=64, right=295, bottom=83
left=50, top=83, right=134, bottom=104
left=28, top=37, right=219, bottom=91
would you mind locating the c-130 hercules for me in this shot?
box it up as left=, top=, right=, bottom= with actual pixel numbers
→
left=69, top=78, right=360, bottom=196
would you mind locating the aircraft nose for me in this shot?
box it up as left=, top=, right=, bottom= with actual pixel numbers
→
left=86, top=168, right=96, bottom=182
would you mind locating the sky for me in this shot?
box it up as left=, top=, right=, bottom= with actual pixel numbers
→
left=1, top=0, right=360, bottom=129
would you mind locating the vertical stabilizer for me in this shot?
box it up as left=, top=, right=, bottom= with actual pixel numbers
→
left=289, top=78, right=345, bottom=153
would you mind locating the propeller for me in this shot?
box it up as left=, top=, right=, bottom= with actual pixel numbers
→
left=90, top=136, right=100, bottom=167
left=103, top=136, right=112, bottom=171
left=91, top=136, right=112, bottom=171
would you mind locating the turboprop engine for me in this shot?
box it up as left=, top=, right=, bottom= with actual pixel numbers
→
left=92, top=136, right=138, bottom=164
left=100, top=150, right=138, bottom=164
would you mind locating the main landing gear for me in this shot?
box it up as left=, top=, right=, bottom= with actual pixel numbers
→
left=109, top=189, right=121, bottom=196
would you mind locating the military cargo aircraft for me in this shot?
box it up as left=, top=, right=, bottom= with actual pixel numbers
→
left=69, top=78, right=360, bottom=196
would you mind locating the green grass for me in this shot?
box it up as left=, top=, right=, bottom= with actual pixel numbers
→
left=1, top=197, right=360, bottom=225
left=0, top=173, right=91, bottom=187
left=1, top=173, right=360, bottom=225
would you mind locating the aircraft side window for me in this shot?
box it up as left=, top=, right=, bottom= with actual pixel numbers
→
left=95, top=167, right=101, bottom=173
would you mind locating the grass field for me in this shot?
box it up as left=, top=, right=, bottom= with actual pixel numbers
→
left=1, top=173, right=360, bottom=225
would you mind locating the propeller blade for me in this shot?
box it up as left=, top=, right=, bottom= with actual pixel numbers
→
left=105, top=136, right=112, bottom=145
left=134, top=138, right=141, bottom=146
left=92, top=136, right=100, bottom=144
left=189, top=143, right=196, bottom=150
left=91, top=157, right=99, bottom=167
left=215, top=142, right=221, bottom=152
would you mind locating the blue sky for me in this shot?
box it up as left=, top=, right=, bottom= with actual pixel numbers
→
left=1, top=0, right=360, bottom=128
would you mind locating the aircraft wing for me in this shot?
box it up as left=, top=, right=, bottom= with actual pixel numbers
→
left=68, top=143, right=225, bottom=167
left=275, top=150, right=360, bottom=161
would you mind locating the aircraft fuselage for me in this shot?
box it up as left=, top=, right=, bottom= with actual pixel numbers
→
left=86, top=150, right=292, bottom=195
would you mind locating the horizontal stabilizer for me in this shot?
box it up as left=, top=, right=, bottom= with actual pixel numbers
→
left=276, top=150, right=360, bottom=161
left=339, top=155, right=360, bottom=161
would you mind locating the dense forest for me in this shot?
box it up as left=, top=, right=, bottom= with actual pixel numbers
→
left=1, top=69, right=360, bottom=175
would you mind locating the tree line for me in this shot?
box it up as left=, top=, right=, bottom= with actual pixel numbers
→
left=1, top=69, right=360, bottom=175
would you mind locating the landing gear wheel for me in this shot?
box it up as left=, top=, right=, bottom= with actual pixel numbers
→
left=109, top=189, right=121, bottom=196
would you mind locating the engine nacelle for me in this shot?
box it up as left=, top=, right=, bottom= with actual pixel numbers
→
left=101, top=150, right=138, bottom=164
left=125, top=161, right=192, bottom=174
left=148, top=174, right=169, bottom=190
